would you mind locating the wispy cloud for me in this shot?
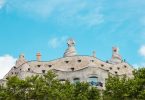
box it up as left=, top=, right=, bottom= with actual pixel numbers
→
left=0, top=55, right=17, bottom=79
left=5, top=0, right=55, bottom=18
left=48, top=36, right=68, bottom=48
left=54, top=1, right=104, bottom=27
left=3, top=0, right=104, bottom=27
left=134, top=45, right=145, bottom=68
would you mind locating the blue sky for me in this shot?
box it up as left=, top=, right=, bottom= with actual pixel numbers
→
left=0, top=0, right=145, bottom=78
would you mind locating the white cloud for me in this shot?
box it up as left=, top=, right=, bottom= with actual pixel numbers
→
left=0, top=55, right=17, bottom=79
left=136, top=45, right=145, bottom=69
left=133, top=63, right=145, bottom=69
left=139, top=45, right=145, bottom=57
left=48, top=36, right=68, bottom=48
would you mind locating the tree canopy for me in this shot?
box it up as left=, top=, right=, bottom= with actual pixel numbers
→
left=1, top=68, right=145, bottom=100
left=0, top=71, right=100, bottom=100
left=104, top=68, right=145, bottom=100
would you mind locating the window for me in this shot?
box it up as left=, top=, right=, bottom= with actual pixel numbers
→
left=101, top=64, right=104, bottom=67
left=88, top=76, right=98, bottom=86
left=65, top=61, right=69, bottom=63
left=115, top=71, right=118, bottom=74
left=114, top=49, right=117, bottom=52
left=28, top=68, right=30, bottom=71
left=124, top=65, right=127, bottom=68
left=48, top=65, right=52, bottom=68
left=20, top=69, right=21, bottom=71
left=98, top=82, right=103, bottom=87
left=60, top=79, right=65, bottom=81
left=106, top=60, right=109, bottom=63
left=88, top=76, right=103, bottom=87
left=42, top=70, right=46, bottom=73
left=14, top=66, right=16, bottom=69
left=37, top=65, right=41, bottom=67
left=71, top=68, right=74, bottom=71
left=73, top=78, right=80, bottom=83
left=91, top=60, right=94, bottom=62
left=117, top=67, right=120, bottom=70
left=78, top=60, right=81, bottom=63
left=109, top=67, right=112, bottom=70
left=60, top=79, right=66, bottom=83
left=11, top=72, right=13, bottom=74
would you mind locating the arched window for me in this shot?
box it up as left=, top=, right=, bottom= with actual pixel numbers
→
left=88, top=76, right=98, bottom=86
left=73, top=78, right=80, bottom=83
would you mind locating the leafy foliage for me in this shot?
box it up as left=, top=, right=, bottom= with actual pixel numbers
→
left=1, top=68, right=145, bottom=100
left=104, top=68, right=145, bottom=100
left=0, top=71, right=100, bottom=100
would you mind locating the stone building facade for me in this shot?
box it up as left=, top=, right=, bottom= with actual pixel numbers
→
left=0, top=39, right=134, bottom=89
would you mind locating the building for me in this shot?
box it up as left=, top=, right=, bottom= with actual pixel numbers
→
left=0, top=39, right=134, bottom=89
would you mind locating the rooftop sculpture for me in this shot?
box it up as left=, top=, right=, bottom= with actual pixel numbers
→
left=64, top=38, right=77, bottom=57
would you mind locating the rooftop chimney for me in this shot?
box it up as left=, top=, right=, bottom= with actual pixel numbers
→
left=92, top=51, right=96, bottom=57
left=19, top=53, right=25, bottom=60
left=16, top=53, right=27, bottom=67
left=36, top=52, right=41, bottom=61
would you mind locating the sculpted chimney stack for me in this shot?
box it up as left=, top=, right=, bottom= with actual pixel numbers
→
left=36, top=52, right=41, bottom=61
left=16, top=53, right=27, bottom=67
left=92, top=51, right=96, bottom=57
left=109, top=47, right=122, bottom=64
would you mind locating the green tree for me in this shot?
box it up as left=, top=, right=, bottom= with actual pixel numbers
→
left=0, top=70, right=101, bottom=100
left=88, top=87, right=100, bottom=100
left=58, top=81, right=75, bottom=100
left=131, top=68, right=145, bottom=99
left=104, top=75, right=130, bottom=100
left=26, top=71, right=62, bottom=100
left=72, top=82, right=100, bottom=100
left=0, top=84, right=7, bottom=100
left=104, top=68, right=145, bottom=100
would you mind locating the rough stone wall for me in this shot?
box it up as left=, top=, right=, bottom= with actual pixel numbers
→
left=54, top=67, right=109, bottom=89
